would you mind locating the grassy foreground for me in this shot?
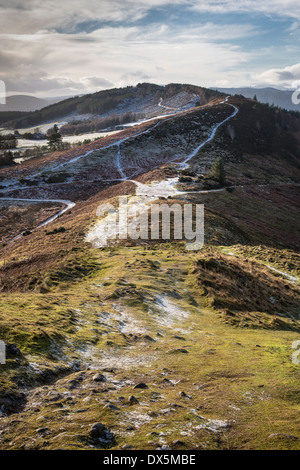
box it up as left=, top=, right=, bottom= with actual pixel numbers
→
left=0, top=243, right=299, bottom=450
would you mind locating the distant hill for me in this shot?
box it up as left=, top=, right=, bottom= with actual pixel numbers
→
left=0, top=94, right=70, bottom=113
left=0, top=83, right=224, bottom=130
left=213, top=87, right=299, bottom=111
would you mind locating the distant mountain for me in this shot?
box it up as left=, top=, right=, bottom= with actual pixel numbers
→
left=212, top=87, right=299, bottom=112
left=0, top=95, right=71, bottom=113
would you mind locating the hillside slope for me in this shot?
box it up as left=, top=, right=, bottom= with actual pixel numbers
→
left=0, top=93, right=299, bottom=450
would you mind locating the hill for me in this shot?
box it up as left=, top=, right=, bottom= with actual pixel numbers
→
left=0, top=95, right=69, bottom=113
left=0, top=83, right=224, bottom=131
left=0, top=92, right=299, bottom=450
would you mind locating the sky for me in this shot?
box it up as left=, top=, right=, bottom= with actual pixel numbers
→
left=1, top=0, right=300, bottom=97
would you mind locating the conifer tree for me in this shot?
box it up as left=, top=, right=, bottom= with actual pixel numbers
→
left=209, top=156, right=226, bottom=185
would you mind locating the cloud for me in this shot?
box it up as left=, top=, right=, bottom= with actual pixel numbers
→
left=190, top=1, right=300, bottom=20
left=5, top=74, right=83, bottom=94
left=3, top=70, right=114, bottom=96
left=4, top=0, right=299, bottom=36
left=0, top=1, right=299, bottom=95
left=0, top=1, right=187, bottom=34
left=287, top=21, right=299, bottom=31
left=256, top=63, right=300, bottom=87
left=80, top=76, right=114, bottom=88
left=120, top=70, right=153, bottom=86
left=0, top=18, right=254, bottom=95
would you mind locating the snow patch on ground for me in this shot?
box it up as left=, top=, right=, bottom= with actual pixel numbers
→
left=153, top=294, right=190, bottom=329
left=112, top=303, right=149, bottom=335
left=266, top=265, right=298, bottom=285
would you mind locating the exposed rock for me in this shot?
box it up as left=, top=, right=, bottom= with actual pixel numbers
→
left=159, top=408, right=174, bottom=415
left=133, top=382, right=148, bottom=389
left=103, top=403, right=120, bottom=411
left=143, top=335, right=155, bottom=342
left=157, top=444, right=171, bottom=450
left=129, top=395, right=139, bottom=405
left=0, top=391, right=26, bottom=414
left=5, top=343, right=21, bottom=357
left=36, top=427, right=51, bottom=437
left=168, top=348, right=189, bottom=354
left=67, top=379, right=81, bottom=390
left=126, top=426, right=136, bottom=431
left=180, top=391, right=192, bottom=399
left=173, top=439, right=185, bottom=447
left=89, top=422, right=115, bottom=446
left=47, top=393, right=63, bottom=402
left=162, top=378, right=171, bottom=383
left=92, top=373, right=107, bottom=383
left=90, top=422, right=107, bottom=439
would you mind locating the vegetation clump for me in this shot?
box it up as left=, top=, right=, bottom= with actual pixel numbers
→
left=207, top=156, right=226, bottom=186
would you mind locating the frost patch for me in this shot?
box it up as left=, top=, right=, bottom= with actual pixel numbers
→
left=153, top=295, right=190, bottom=329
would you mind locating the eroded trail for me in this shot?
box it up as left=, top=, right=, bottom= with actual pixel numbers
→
left=180, top=99, right=238, bottom=167
left=116, top=143, right=127, bottom=180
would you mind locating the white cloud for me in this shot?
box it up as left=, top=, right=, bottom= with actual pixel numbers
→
left=0, top=1, right=299, bottom=95
left=256, top=63, right=300, bottom=87
left=0, top=1, right=188, bottom=34
left=4, top=0, right=300, bottom=37
left=0, top=20, right=254, bottom=95
left=287, top=20, right=299, bottom=31
left=190, top=1, right=300, bottom=20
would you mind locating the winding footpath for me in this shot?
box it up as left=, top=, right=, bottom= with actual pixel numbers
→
left=180, top=97, right=238, bottom=168
left=158, top=97, right=179, bottom=111
left=2, top=96, right=238, bottom=239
